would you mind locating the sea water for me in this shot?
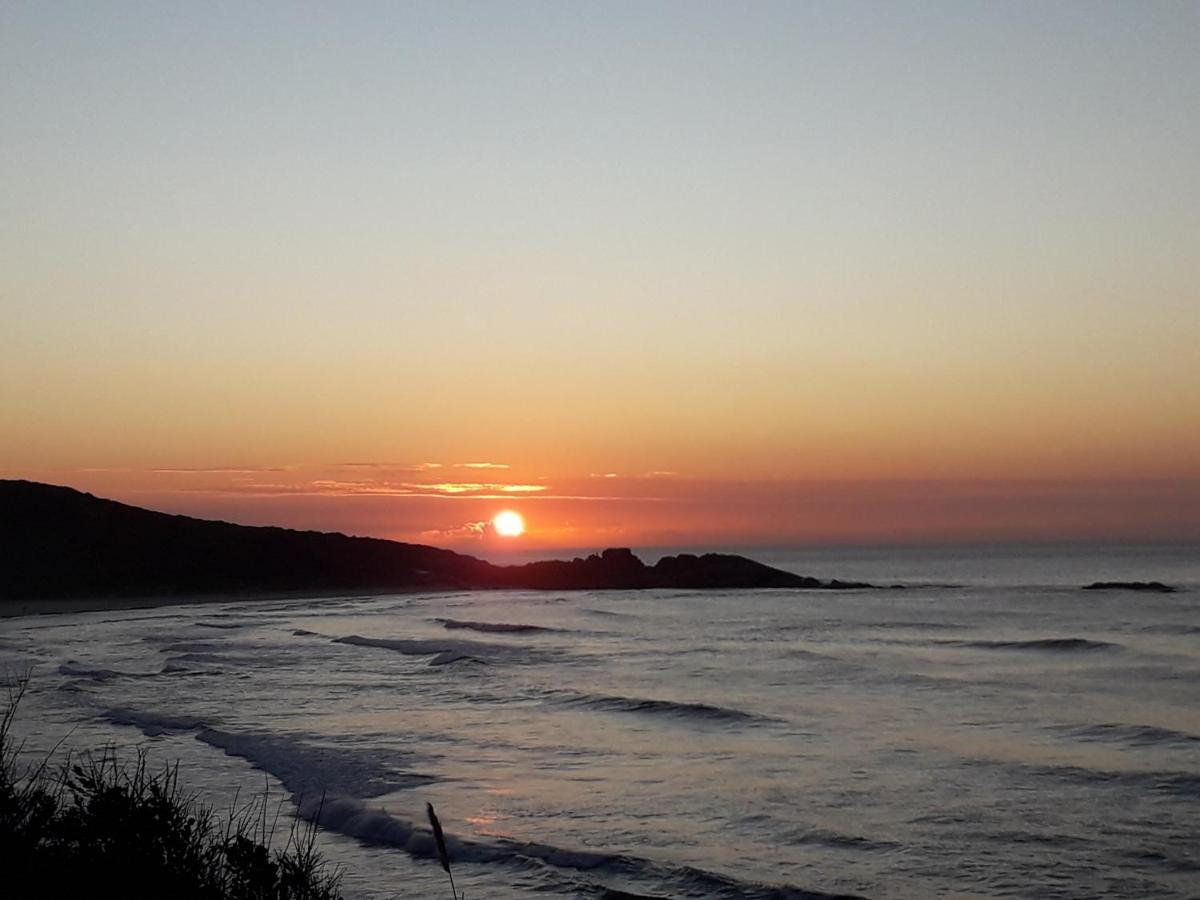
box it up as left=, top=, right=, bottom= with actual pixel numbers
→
left=2, top=545, right=1198, bottom=898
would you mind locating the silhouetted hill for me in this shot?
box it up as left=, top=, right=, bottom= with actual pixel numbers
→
left=0, top=481, right=857, bottom=600
left=0, top=480, right=496, bottom=598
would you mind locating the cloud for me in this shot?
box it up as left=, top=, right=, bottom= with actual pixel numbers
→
left=339, top=462, right=511, bottom=472
left=150, top=466, right=289, bottom=475
left=335, top=462, right=443, bottom=471
left=53, top=466, right=290, bottom=475
left=193, top=480, right=422, bottom=497
left=407, top=482, right=547, bottom=495
left=420, top=520, right=489, bottom=540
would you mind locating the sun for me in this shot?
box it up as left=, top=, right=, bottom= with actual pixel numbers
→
left=492, top=510, right=525, bottom=538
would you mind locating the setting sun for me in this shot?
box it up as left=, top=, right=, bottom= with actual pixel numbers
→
left=492, top=510, right=525, bottom=537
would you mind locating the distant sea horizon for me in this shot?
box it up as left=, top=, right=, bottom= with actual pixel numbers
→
left=480, top=541, right=1200, bottom=587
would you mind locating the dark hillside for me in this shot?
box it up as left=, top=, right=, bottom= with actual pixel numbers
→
left=1, top=481, right=857, bottom=600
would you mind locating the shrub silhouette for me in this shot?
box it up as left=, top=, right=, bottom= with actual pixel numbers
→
left=1, top=679, right=343, bottom=899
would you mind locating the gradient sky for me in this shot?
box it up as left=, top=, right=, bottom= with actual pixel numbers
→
left=2, top=2, right=1198, bottom=550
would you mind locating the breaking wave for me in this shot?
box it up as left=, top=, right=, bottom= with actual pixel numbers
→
left=552, top=690, right=778, bottom=725
left=428, top=650, right=488, bottom=666
left=94, top=706, right=849, bottom=897
left=198, top=728, right=433, bottom=799
left=99, top=706, right=209, bottom=736
left=297, top=796, right=861, bottom=900
left=435, top=618, right=559, bottom=634
left=96, top=707, right=434, bottom=799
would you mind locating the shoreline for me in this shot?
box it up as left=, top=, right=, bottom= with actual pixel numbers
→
left=0, top=587, right=422, bottom=620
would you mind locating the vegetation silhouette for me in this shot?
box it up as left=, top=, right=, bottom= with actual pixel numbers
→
left=1, top=678, right=344, bottom=899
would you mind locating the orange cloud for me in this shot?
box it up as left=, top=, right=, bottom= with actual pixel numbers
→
left=406, top=482, right=547, bottom=495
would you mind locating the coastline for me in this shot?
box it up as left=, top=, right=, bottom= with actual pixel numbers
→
left=0, top=587, right=417, bottom=620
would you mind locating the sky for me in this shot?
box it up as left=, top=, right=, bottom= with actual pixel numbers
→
left=2, top=2, right=1198, bottom=551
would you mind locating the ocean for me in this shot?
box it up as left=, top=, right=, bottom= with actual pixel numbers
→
left=2, top=544, right=1198, bottom=898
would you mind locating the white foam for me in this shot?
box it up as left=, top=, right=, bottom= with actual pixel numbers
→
left=197, top=728, right=431, bottom=799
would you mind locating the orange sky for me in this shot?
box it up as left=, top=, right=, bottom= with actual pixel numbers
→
left=2, top=5, right=1198, bottom=550
left=5, top=465, right=1197, bottom=553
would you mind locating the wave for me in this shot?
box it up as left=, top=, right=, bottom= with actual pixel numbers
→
left=99, top=706, right=209, bottom=736
left=153, top=639, right=304, bottom=669
left=993, top=759, right=1200, bottom=800
left=429, top=650, right=489, bottom=666
left=195, top=621, right=248, bottom=630
left=93, top=705, right=851, bottom=898
left=435, top=617, right=559, bottom=634
left=334, top=634, right=501, bottom=655
left=553, top=690, right=778, bottom=725
left=1067, top=767, right=1200, bottom=799
left=1118, top=847, right=1200, bottom=874
left=97, top=707, right=436, bottom=805
left=58, top=661, right=152, bottom=681
left=175, top=716, right=850, bottom=895
left=781, top=648, right=842, bottom=663
left=296, top=795, right=862, bottom=900
left=936, top=638, right=1118, bottom=652
left=1139, top=624, right=1200, bottom=635
left=582, top=607, right=640, bottom=619
left=160, top=661, right=222, bottom=676
left=948, top=827, right=1095, bottom=849
left=156, top=640, right=225, bottom=654
left=1055, top=722, right=1200, bottom=747
left=332, top=634, right=552, bottom=665
left=780, top=827, right=899, bottom=852
left=162, top=657, right=229, bottom=672
left=198, top=728, right=433, bottom=799
left=858, top=620, right=967, bottom=631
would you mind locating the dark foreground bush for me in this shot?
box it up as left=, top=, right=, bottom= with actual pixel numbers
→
left=1, top=680, right=343, bottom=899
